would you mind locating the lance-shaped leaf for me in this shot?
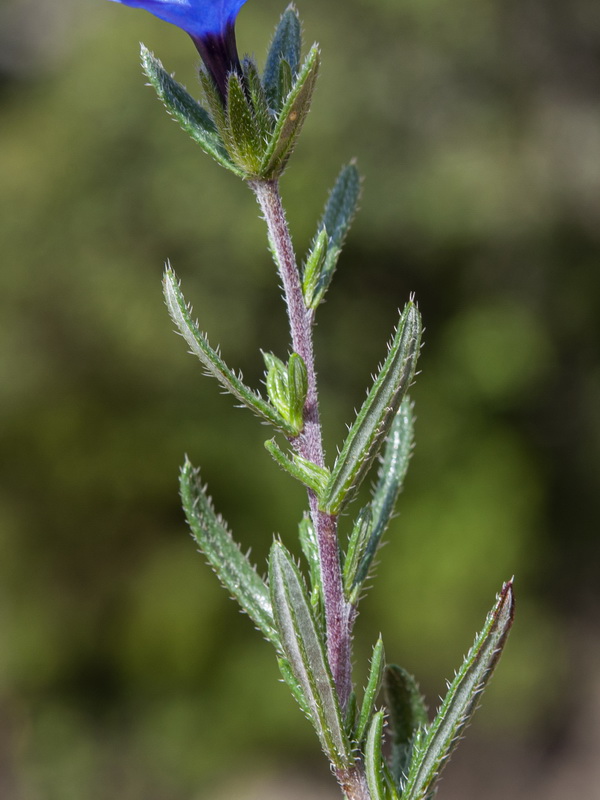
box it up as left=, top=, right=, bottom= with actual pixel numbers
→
left=401, top=581, right=515, bottom=799
left=298, top=515, right=322, bottom=616
left=242, top=57, right=273, bottom=142
left=302, top=227, right=328, bottom=306
left=263, top=352, right=290, bottom=418
left=260, top=44, right=320, bottom=179
left=365, top=710, right=400, bottom=800
left=355, top=636, right=385, bottom=744
left=198, top=65, right=230, bottom=144
left=349, top=399, right=415, bottom=602
left=180, top=459, right=279, bottom=648
left=303, top=163, right=362, bottom=309
left=226, top=72, right=266, bottom=174
left=278, top=655, right=311, bottom=718
left=287, top=353, right=308, bottom=432
left=164, top=267, right=295, bottom=435
left=140, top=45, right=243, bottom=177
left=383, top=664, right=428, bottom=785
left=321, top=302, right=422, bottom=514
left=344, top=691, right=357, bottom=738
left=265, top=439, right=330, bottom=495
left=263, top=4, right=302, bottom=111
left=269, top=542, right=352, bottom=768
left=343, top=507, right=372, bottom=602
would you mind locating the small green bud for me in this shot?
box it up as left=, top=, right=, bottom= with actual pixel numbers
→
left=287, top=353, right=308, bottom=432
left=263, top=351, right=307, bottom=435
left=302, top=227, right=329, bottom=307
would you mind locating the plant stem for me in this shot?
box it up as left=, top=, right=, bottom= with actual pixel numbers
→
left=250, top=178, right=353, bottom=710
left=249, top=179, right=323, bottom=467
left=337, top=765, right=372, bottom=800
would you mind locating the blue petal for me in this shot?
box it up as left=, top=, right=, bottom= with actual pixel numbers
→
left=109, top=0, right=248, bottom=38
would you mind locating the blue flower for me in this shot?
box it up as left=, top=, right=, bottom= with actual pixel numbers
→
left=110, top=0, right=249, bottom=98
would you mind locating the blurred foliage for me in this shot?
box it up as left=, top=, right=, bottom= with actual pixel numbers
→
left=0, top=0, right=599, bottom=797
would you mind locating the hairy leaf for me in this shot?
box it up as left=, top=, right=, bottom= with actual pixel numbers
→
left=269, top=542, right=352, bottom=767
left=355, top=636, right=385, bottom=744
left=342, top=507, right=372, bottom=602
left=263, top=4, right=302, bottom=111
left=322, top=302, right=422, bottom=514
left=164, top=267, right=294, bottom=434
left=287, top=353, right=308, bottom=432
left=298, top=515, right=322, bottom=616
left=180, top=459, right=278, bottom=647
left=242, top=57, right=273, bottom=141
left=383, top=664, right=428, bottom=784
left=140, top=45, right=243, bottom=176
left=304, top=163, right=362, bottom=309
left=278, top=655, right=311, bottom=717
left=265, top=439, right=330, bottom=494
left=226, top=72, right=265, bottom=173
left=260, top=44, right=320, bottom=178
left=365, top=710, right=400, bottom=800
left=350, top=398, right=415, bottom=599
left=401, top=581, right=515, bottom=799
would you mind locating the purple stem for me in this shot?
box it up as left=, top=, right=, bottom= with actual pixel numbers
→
left=250, top=178, right=353, bottom=710
left=337, top=766, right=371, bottom=800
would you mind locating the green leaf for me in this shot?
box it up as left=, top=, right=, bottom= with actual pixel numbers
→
left=262, top=352, right=307, bottom=435
left=140, top=45, right=243, bottom=176
left=302, top=227, right=328, bottom=305
left=163, top=267, right=295, bottom=435
left=342, top=507, right=372, bottom=603
left=265, top=439, right=330, bottom=494
left=263, top=4, right=302, bottom=111
left=304, top=163, right=362, bottom=309
left=198, top=65, right=230, bottom=143
left=352, top=398, right=415, bottom=596
left=278, top=655, right=311, bottom=718
left=355, top=636, right=385, bottom=744
left=180, top=459, right=279, bottom=648
left=264, top=351, right=289, bottom=415
left=383, top=665, right=428, bottom=785
left=298, top=515, right=322, bottom=616
left=365, top=711, right=400, bottom=800
left=276, top=59, right=294, bottom=116
left=260, top=44, right=320, bottom=179
left=287, top=353, right=308, bottom=431
left=242, top=57, right=273, bottom=141
left=322, top=302, right=422, bottom=514
left=269, top=542, right=352, bottom=767
left=401, top=581, right=515, bottom=799
left=226, top=72, right=265, bottom=174
left=344, top=690, right=357, bottom=738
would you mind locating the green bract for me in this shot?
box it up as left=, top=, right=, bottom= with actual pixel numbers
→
left=141, top=6, right=319, bottom=179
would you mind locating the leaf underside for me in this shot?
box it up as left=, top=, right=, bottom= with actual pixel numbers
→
left=269, top=542, right=352, bottom=768
left=180, top=459, right=279, bottom=647
left=140, top=45, right=243, bottom=176
left=322, top=302, right=422, bottom=514
left=164, top=267, right=294, bottom=434
left=401, top=581, right=515, bottom=799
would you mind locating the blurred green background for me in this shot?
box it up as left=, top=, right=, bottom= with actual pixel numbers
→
left=1, top=0, right=599, bottom=797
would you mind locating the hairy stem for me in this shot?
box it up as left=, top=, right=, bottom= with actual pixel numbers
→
left=250, top=178, right=353, bottom=710
left=250, top=179, right=323, bottom=466
left=337, top=764, right=372, bottom=800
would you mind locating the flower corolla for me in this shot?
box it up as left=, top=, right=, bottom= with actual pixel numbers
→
left=109, top=0, right=248, bottom=39
left=109, top=0, right=249, bottom=97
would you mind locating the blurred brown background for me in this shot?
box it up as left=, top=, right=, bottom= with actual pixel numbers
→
left=1, top=0, right=599, bottom=797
